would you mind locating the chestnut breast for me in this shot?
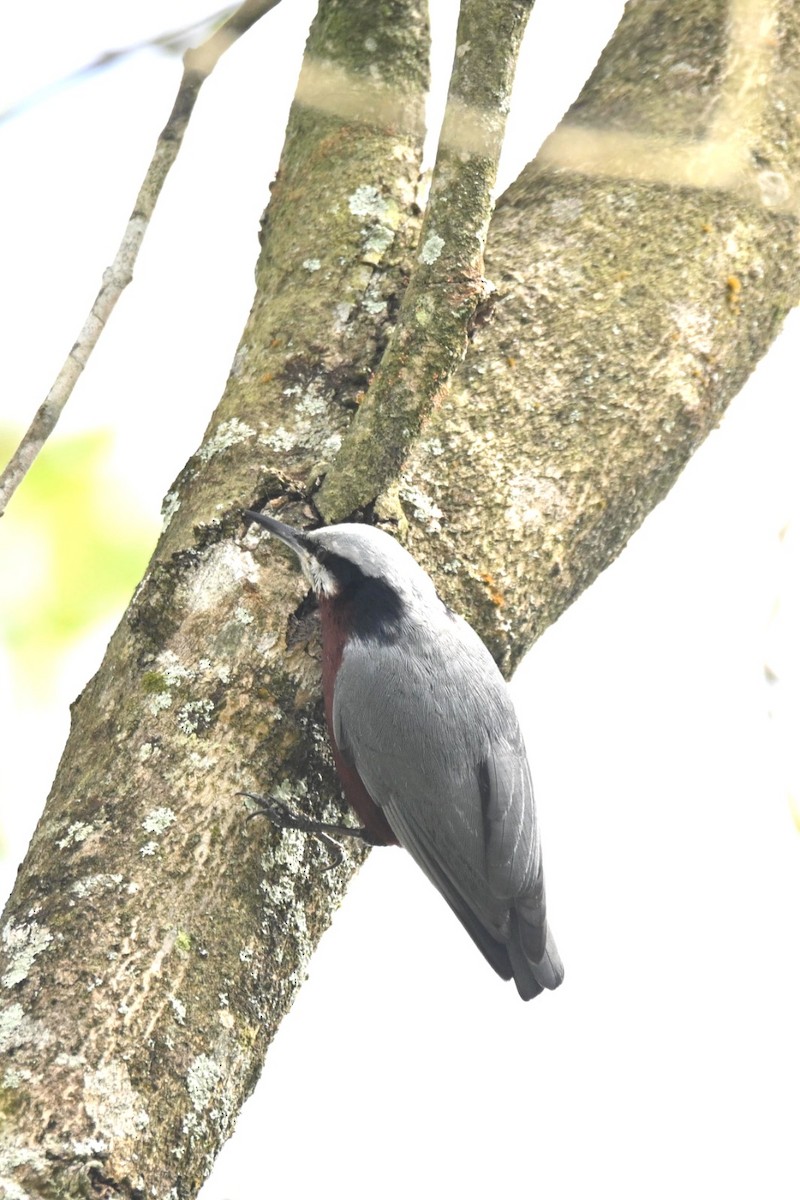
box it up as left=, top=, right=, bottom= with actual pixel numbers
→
left=318, top=593, right=398, bottom=846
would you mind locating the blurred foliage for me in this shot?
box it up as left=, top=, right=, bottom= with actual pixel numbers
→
left=0, top=425, right=158, bottom=697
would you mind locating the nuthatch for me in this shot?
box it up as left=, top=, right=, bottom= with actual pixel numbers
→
left=244, top=511, right=563, bottom=1001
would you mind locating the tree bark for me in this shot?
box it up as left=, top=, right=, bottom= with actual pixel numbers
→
left=396, top=0, right=800, bottom=671
left=316, top=0, right=536, bottom=521
left=1, top=1, right=798, bottom=1197
left=0, top=2, right=429, bottom=1195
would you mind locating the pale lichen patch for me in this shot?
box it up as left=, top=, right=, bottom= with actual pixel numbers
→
left=549, top=195, right=584, bottom=223
left=670, top=302, right=714, bottom=357
left=56, top=822, right=94, bottom=850
left=348, top=184, right=400, bottom=262
left=258, top=379, right=340, bottom=459
left=83, top=1061, right=149, bottom=1141
left=0, top=1002, right=52, bottom=1059
left=259, top=873, right=296, bottom=909
left=71, top=874, right=124, bottom=901
left=177, top=698, right=215, bottom=736
left=399, top=484, right=443, bottom=533
left=362, top=224, right=394, bottom=259
left=295, top=390, right=328, bottom=419
left=159, top=651, right=192, bottom=687
left=363, top=297, right=387, bottom=315
left=421, top=436, right=444, bottom=457
left=169, top=994, right=186, bottom=1025
left=179, top=544, right=260, bottom=622
left=161, top=489, right=181, bottom=530
left=262, top=426, right=296, bottom=453
left=196, top=418, right=255, bottom=464
left=0, top=1003, right=25, bottom=1050
left=2, top=919, right=53, bottom=989
left=54, top=1052, right=87, bottom=1070
left=142, top=807, right=177, bottom=835
left=419, top=233, right=444, bottom=264
left=348, top=184, right=391, bottom=221
left=0, top=1142, right=49, bottom=1196
left=186, top=1053, right=222, bottom=1113
left=148, top=691, right=173, bottom=716
left=72, top=1136, right=108, bottom=1158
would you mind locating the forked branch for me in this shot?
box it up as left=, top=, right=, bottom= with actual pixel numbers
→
left=316, top=0, right=537, bottom=523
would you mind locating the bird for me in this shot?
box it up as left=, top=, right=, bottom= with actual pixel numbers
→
left=244, top=509, right=563, bottom=1001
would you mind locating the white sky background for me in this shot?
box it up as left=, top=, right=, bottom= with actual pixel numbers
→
left=1, top=2, right=799, bottom=1197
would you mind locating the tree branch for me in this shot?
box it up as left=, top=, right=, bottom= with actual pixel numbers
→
left=0, top=1, right=429, bottom=1195
left=393, top=0, right=799, bottom=673
left=316, top=0, right=536, bottom=522
left=0, top=5, right=240, bottom=125
left=1, top=1, right=797, bottom=1196
left=0, top=0, right=282, bottom=519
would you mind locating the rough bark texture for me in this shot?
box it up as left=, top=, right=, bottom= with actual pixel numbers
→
left=0, top=2, right=429, bottom=1196
left=316, top=0, right=536, bottom=521
left=395, top=0, right=800, bottom=672
left=1, top=0, right=798, bottom=1197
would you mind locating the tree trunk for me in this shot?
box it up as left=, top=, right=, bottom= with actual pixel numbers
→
left=1, top=1, right=797, bottom=1196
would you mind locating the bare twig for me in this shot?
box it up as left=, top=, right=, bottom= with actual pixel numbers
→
left=0, top=5, right=238, bottom=126
left=315, top=0, right=537, bottom=523
left=0, top=0, right=282, bottom=518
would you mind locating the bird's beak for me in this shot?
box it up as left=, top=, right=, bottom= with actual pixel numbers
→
left=243, top=510, right=314, bottom=560
left=244, top=509, right=335, bottom=596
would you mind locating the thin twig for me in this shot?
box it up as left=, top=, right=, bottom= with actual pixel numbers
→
left=0, top=0, right=282, bottom=518
left=0, top=5, right=239, bottom=126
left=315, top=0, right=537, bottom=524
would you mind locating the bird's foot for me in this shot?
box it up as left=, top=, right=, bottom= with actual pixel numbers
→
left=240, top=791, right=381, bottom=869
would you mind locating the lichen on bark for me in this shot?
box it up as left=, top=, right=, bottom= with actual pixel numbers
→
left=1, top=1, right=798, bottom=1196
left=316, top=0, right=537, bottom=522
left=0, top=1, right=429, bottom=1196
left=395, top=0, right=800, bottom=670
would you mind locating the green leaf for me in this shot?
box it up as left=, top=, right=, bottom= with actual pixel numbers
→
left=0, top=426, right=158, bottom=696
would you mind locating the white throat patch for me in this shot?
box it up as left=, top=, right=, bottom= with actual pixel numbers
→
left=300, top=552, right=339, bottom=598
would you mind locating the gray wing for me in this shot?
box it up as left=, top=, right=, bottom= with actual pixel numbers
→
left=333, top=621, right=563, bottom=1000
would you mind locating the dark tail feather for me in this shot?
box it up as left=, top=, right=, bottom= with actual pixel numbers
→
left=507, top=913, right=564, bottom=1001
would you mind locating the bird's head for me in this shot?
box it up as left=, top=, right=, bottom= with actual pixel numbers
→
left=244, top=511, right=440, bottom=628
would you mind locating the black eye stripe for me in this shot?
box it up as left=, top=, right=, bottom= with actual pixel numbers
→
left=314, top=550, right=404, bottom=642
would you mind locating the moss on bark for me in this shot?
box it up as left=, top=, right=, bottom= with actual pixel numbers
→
left=1, top=1, right=798, bottom=1195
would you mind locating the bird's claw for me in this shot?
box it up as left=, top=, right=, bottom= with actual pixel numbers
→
left=241, top=792, right=290, bottom=826
left=239, top=791, right=345, bottom=869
